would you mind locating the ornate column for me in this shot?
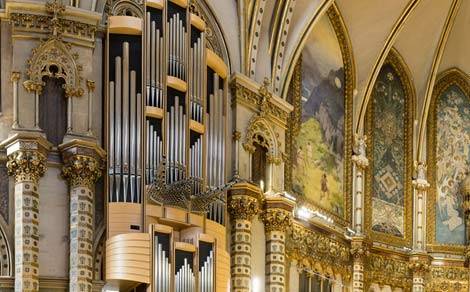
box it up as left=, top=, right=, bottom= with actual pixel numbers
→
left=86, top=80, right=95, bottom=136
left=227, top=183, right=261, bottom=292
left=409, top=255, right=430, bottom=292
left=23, top=81, right=44, bottom=131
left=11, top=71, right=21, bottom=129
left=0, top=133, right=51, bottom=292
left=59, top=140, right=105, bottom=292
left=410, top=162, right=430, bottom=291
left=351, top=134, right=368, bottom=235
left=350, top=236, right=369, bottom=292
left=261, top=196, right=294, bottom=292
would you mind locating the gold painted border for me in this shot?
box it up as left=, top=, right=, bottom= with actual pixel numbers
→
left=426, top=68, right=470, bottom=254
left=284, top=4, right=354, bottom=225
left=364, top=48, right=415, bottom=247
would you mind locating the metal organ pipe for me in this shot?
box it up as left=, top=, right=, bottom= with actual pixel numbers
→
left=108, top=41, right=142, bottom=203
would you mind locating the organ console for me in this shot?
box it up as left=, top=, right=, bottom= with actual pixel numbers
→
left=105, top=0, right=229, bottom=290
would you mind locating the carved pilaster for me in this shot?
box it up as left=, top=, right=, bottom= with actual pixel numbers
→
left=59, top=139, right=105, bottom=292
left=261, top=196, right=294, bottom=292
left=412, top=162, right=430, bottom=252
left=1, top=133, right=51, bottom=292
left=409, top=254, right=430, bottom=292
left=352, top=134, right=368, bottom=235
left=228, top=183, right=262, bottom=292
left=350, top=236, right=369, bottom=292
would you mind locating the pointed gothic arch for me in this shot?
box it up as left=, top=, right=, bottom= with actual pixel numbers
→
left=24, top=38, right=84, bottom=98
left=364, top=47, right=415, bottom=247
left=426, top=68, right=470, bottom=254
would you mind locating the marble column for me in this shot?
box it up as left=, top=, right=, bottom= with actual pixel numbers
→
left=1, top=133, right=51, bottom=292
left=350, top=236, right=368, bottom=292
left=59, top=140, right=105, bottom=292
left=227, top=183, right=261, bottom=292
left=261, top=196, right=294, bottom=292
left=411, top=162, right=430, bottom=292
left=351, top=134, right=369, bottom=235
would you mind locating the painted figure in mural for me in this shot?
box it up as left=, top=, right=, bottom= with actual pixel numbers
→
left=435, top=85, right=469, bottom=245
left=292, top=15, right=345, bottom=218
left=321, top=173, right=329, bottom=200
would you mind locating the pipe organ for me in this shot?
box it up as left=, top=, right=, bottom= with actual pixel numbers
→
left=105, top=0, right=229, bottom=290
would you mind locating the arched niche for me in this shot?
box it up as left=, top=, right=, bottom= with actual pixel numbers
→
left=426, top=68, right=470, bottom=253
left=364, top=48, right=415, bottom=247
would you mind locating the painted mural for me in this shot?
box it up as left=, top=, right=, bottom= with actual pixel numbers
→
left=435, top=85, right=470, bottom=245
left=292, top=15, right=345, bottom=217
left=370, top=64, right=406, bottom=237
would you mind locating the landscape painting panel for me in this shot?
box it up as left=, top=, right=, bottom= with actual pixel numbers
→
left=292, top=15, right=345, bottom=217
left=371, top=64, right=405, bottom=237
left=435, top=85, right=469, bottom=245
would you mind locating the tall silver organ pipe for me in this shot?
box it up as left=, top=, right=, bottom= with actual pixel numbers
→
left=168, top=12, right=186, bottom=80
left=199, top=250, right=214, bottom=292
left=165, top=96, right=186, bottom=183
left=146, top=12, right=164, bottom=108
left=190, top=35, right=204, bottom=123
left=175, top=258, right=195, bottom=292
left=146, top=120, right=163, bottom=183
left=153, top=236, right=170, bottom=292
left=189, top=136, right=202, bottom=194
left=108, top=40, right=142, bottom=203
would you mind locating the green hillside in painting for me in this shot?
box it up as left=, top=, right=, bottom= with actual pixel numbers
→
left=292, top=117, right=343, bottom=216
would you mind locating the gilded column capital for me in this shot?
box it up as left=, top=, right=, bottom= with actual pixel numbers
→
left=59, top=139, right=105, bottom=189
left=261, top=195, right=294, bottom=232
left=350, top=236, right=369, bottom=260
left=227, top=182, right=262, bottom=221
left=11, top=71, right=21, bottom=82
left=86, top=80, right=96, bottom=92
left=23, top=80, right=44, bottom=94
left=0, top=133, right=51, bottom=183
left=408, top=256, right=430, bottom=277
left=261, top=208, right=292, bottom=232
left=232, top=130, right=241, bottom=141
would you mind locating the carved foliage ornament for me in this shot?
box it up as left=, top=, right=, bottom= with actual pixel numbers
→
left=261, top=208, right=292, bottom=232
left=286, top=223, right=350, bottom=277
left=426, top=266, right=469, bottom=292
left=62, top=155, right=103, bottom=189
left=6, top=151, right=47, bottom=183
left=227, top=195, right=260, bottom=221
left=365, top=253, right=411, bottom=289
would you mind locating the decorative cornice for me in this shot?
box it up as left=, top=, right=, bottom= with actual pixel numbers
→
left=230, top=73, right=293, bottom=129
left=286, top=222, right=350, bottom=278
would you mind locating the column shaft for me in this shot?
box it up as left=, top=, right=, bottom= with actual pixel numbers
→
left=231, top=219, right=253, bottom=292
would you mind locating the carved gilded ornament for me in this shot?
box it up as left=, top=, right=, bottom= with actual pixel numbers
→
left=106, top=0, right=144, bottom=17
left=6, top=151, right=47, bottom=183
left=426, top=266, right=469, bottom=292
left=62, top=155, right=103, bottom=189
left=261, top=208, right=292, bottom=232
left=365, top=253, right=412, bottom=289
left=350, top=238, right=369, bottom=260
left=286, top=223, right=350, bottom=278
left=352, top=134, right=369, bottom=170
left=24, top=38, right=84, bottom=98
left=227, top=195, right=260, bottom=221
left=412, top=162, right=430, bottom=191
left=10, top=72, right=21, bottom=82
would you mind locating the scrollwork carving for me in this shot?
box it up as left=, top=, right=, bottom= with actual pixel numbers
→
left=365, top=253, right=412, bottom=289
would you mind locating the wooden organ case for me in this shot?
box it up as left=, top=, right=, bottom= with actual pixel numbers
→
left=105, top=0, right=229, bottom=291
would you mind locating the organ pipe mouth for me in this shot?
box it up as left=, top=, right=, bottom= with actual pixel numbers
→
left=109, top=16, right=143, bottom=35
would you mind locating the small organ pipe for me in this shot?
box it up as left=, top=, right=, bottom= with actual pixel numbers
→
left=146, top=12, right=151, bottom=105
left=130, top=70, right=136, bottom=202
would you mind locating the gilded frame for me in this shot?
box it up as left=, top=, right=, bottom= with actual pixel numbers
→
left=284, top=4, right=355, bottom=225
left=364, top=48, right=415, bottom=247
left=426, top=68, right=470, bottom=254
